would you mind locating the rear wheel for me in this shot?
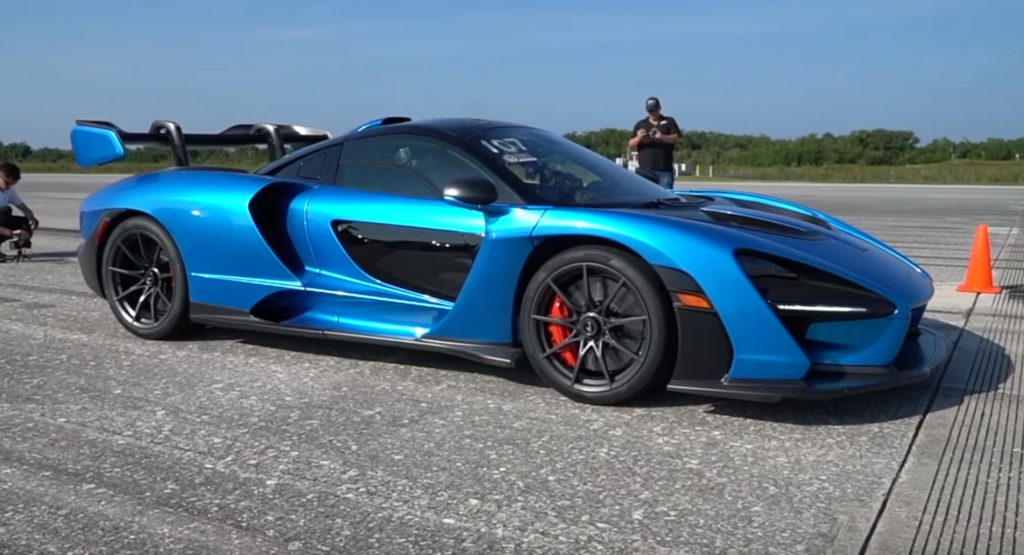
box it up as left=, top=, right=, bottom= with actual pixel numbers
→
left=101, top=216, right=191, bottom=339
left=519, top=246, right=673, bottom=405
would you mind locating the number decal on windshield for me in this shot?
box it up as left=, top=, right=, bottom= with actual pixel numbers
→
left=481, top=138, right=528, bottom=154
left=482, top=138, right=537, bottom=163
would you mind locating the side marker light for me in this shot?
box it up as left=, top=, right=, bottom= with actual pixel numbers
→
left=676, top=292, right=713, bottom=311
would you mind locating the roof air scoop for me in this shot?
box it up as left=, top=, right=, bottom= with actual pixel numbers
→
left=350, top=116, right=413, bottom=133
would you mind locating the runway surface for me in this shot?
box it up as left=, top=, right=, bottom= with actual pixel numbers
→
left=2, top=174, right=1022, bottom=553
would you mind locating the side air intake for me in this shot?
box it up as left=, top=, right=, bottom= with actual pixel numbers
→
left=737, top=251, right=896, bottom=341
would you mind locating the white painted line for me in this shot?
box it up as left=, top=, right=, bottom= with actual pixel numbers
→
left=20, top=192, right=88, bottom=200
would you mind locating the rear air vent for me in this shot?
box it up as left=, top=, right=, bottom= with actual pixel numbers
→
left=248, top=183, right=309, bottom=277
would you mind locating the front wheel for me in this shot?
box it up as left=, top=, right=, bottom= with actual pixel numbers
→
left=519, top=246, right=673, bottom=405
left=100, top=216, right=191, bottom=340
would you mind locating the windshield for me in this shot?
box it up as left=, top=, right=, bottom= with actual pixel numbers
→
left=469, top=127, right=676, bottom=207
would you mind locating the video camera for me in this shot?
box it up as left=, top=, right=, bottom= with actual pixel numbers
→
left=1, top=211, right=38, bottom=263
left=9, top=230, right=32, bottom=250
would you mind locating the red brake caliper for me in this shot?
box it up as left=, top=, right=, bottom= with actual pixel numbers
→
left=546, top=296, right=579, bottom=367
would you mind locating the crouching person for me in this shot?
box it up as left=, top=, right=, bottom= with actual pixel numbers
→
left=0, top=162, right=39, bottom=261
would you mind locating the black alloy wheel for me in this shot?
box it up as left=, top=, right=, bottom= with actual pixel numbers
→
left=520, top=246, right=673, bottom=405
left=101, top=216, right=191, bottom=339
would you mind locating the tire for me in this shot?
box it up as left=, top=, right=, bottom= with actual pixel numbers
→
left=518, top=246, right=674, bottom=405
left=100, top=215, right=191, bottom=340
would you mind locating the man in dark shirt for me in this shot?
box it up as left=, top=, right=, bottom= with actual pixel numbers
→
left=628, top=97, right=681, bottom=188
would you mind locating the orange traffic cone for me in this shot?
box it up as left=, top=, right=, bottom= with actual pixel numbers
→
left=957, top=224, right=1002, bottom=294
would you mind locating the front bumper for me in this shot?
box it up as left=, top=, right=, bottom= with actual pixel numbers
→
left=667, top=325, right=946, bottom=403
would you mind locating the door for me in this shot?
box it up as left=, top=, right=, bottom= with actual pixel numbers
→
left=304, top=134, right=493, bottom=338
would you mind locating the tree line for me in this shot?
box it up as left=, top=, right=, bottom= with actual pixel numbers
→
left=2, top=128, right=1023, bottom=169
left=0, top=142, right=271, bottom=167
left=563, top=128, right=1024, bottom=166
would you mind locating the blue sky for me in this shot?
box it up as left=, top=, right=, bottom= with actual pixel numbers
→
left=2, top=0, right=1021, bottom=146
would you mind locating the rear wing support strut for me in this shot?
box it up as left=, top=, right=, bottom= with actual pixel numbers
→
left=148, top=120, right=190, bottom=166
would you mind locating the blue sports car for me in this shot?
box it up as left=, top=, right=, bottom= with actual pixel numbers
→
left=70, top=117, right=945, bottom=404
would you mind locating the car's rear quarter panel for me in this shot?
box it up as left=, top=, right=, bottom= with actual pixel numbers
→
left=81, top=170, right=309, bottom=310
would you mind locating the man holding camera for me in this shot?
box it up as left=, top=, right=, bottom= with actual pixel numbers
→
left=628, top=96, right=682, bottom=188
left=0, top=162, right=39, bottom=261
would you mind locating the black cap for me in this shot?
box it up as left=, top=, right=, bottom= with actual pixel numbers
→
left=645, top=96, right=661, bottom=112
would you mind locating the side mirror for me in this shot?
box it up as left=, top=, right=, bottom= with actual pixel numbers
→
left=443, top=177, right=498, bottom=207
left=635, top=168, right=660, bottom=184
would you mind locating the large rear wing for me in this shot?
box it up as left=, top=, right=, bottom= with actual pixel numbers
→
left=69, top=119, right=332, bottom=167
